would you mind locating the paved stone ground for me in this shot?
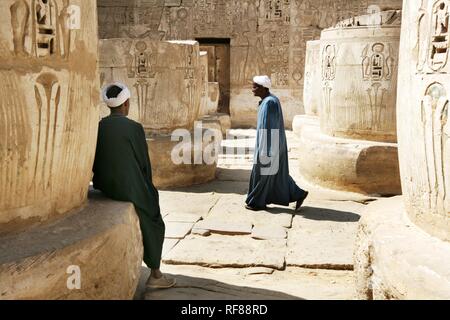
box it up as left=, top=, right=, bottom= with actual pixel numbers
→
left=136, top=130, right=378, bottom=300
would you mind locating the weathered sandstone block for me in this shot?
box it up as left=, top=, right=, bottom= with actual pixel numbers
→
left=0, top=0, right=100, bottom=233
left=0, top=192, right=143, bottom=300
left=100, top=39, right=202, bottom=134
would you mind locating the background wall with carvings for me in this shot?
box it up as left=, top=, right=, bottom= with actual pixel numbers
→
left=97, top=0, right=403, bottom=128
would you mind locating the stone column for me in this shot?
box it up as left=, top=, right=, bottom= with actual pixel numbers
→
left=100, top=39, right=220, bottom=189
left=0, top=0, right=143, bottom=299
left=354, top=1, right=450, bottom=300
left=304, top=40, right=321, bottom=117
left=197, top=50, right=231, bottom=137
left=295, top=11, right=402, bottom=196
left=293, top=40, right=321, bottom=138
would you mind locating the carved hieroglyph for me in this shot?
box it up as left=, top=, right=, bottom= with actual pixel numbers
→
left=198, top=51, right=209, bottom=118
left=0, top=0, right=100, bottom=232
left=303, top=40, right=321, bottom=116
left=320, top=12, right=401, bottom=142
left=320, top=44, right=337, bottom=128
left=397, top=0, right=450, bottom=242
left=97, top=0, right=403, bottom=128
left=100, top=39, right=202, bottom=134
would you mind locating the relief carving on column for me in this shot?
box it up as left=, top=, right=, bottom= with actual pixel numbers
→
left=322, top=44, right=336, bottom=119
left=362, top=43, right=395, bottom=129
left=127, top=41, right=157, bottom=125
left=10, top=0, right=75, bottom=59
left=32, top=73, right=61, bottom=195
left=417, top=0, right=450, bottom=73
left=421, top=83, right=450, bottom=213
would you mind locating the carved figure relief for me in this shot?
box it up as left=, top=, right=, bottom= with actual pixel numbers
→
left=322, top=45, right=336, bottom=81
left=417, top=0, right=429, bottom=72
left=362, top=43, right=394, bottom=129
left=417, top=0, right=450, bottom=73
left=366, top=82, right=388, bottom=130
left=421, top=83, right=449, bottom=212
left=262, top=0, right=291, bottom=24
left=34, top=0, right=58, bottom=57
left=128, top=41, right=155, bottom=78
left=184, top=45, right=196, bottom=109
left=33, top=73, right=61, bottom=194
left=201, top=65, right=207, bottom=96
left=430, top=0, right=450, bottom=71
left=322, top=82, right=333, bottom=117
left=10, top=0, right=30, bottom=57
left=362, top=43, right=394, bottom=81
left=10, top=0, right=73, bottom=59
left=134, top=79, right=157, bottom=125
left=127, top=41, right=157, bottom=124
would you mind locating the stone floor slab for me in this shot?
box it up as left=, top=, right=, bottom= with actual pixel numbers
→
left=194, top=221, right=253, bottom=235
left=163, top=235, right=286, bottom=270
left=135, top=265, right=355, bottom=300
left=207, top=195, right=294, bottom=228
left=252, top=225, right=287, bottom=240
left=164, top=213, right=202, bottom=223
left=159, top=192, right=220, bottom=218
left=165, top=222, right=195, bottom=239
left=285, top=200, right=364, bottom=270
left=162, top=239, right=180, bottom=258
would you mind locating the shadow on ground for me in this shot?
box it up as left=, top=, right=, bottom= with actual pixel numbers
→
left=265, top=206, right=361, bottom=223
left=134, top=267, right=303, bottom=300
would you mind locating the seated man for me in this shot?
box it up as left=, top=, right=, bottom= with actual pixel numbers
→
left=92, top=82, right=176, bottom=289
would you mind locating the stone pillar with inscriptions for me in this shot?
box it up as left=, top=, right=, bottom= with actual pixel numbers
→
left=293, top=40, right=321, bottom=138
left=296, top=11, right=402, bottom=196
left=355, top=0, right=450, bottom=299
left=0, top=0, right=143, bottom=299
left=100, top=39, right=220, bottom=189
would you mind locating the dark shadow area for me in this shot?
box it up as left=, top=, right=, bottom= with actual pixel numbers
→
left=266, top=206, right=361, bottom=223
left=297, top=206, right=361, bottom=223
left=267, top=207, right=361, bottom=222
left=134, top=267, right=303, bottom=300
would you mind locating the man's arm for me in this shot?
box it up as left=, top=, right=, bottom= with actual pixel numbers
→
left=129, top=123, right=153, bottom=179
left=259, top=99, right=281, bottom=157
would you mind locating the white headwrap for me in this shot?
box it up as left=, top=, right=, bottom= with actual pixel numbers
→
left=102, top=82, right=131, bottom=108
left=253, top=75, right=272, bottom=89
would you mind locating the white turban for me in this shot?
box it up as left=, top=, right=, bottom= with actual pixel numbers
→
left=253, top=75, right=272, bottom=89
left=102, top=82, right=131, bottom=108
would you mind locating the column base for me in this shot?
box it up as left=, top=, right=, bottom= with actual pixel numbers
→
left=147, top=132, right=219, bottom=189
left=355, top=197, right=450, bottom=299
left=298, top=122, right=401, bottom=196
left=0, top=191, right=143, bottom=300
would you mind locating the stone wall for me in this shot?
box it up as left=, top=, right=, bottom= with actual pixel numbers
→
left=97, top=0, right=403, bottom=129
left=0, top=0, right=100, bottom=233
left=396, top=0, right=450, bottom=242
left=100, top=39, right=202, bottom=134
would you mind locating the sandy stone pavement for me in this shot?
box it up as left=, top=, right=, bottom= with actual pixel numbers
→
left=136, top=130, right=376, bottom=300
